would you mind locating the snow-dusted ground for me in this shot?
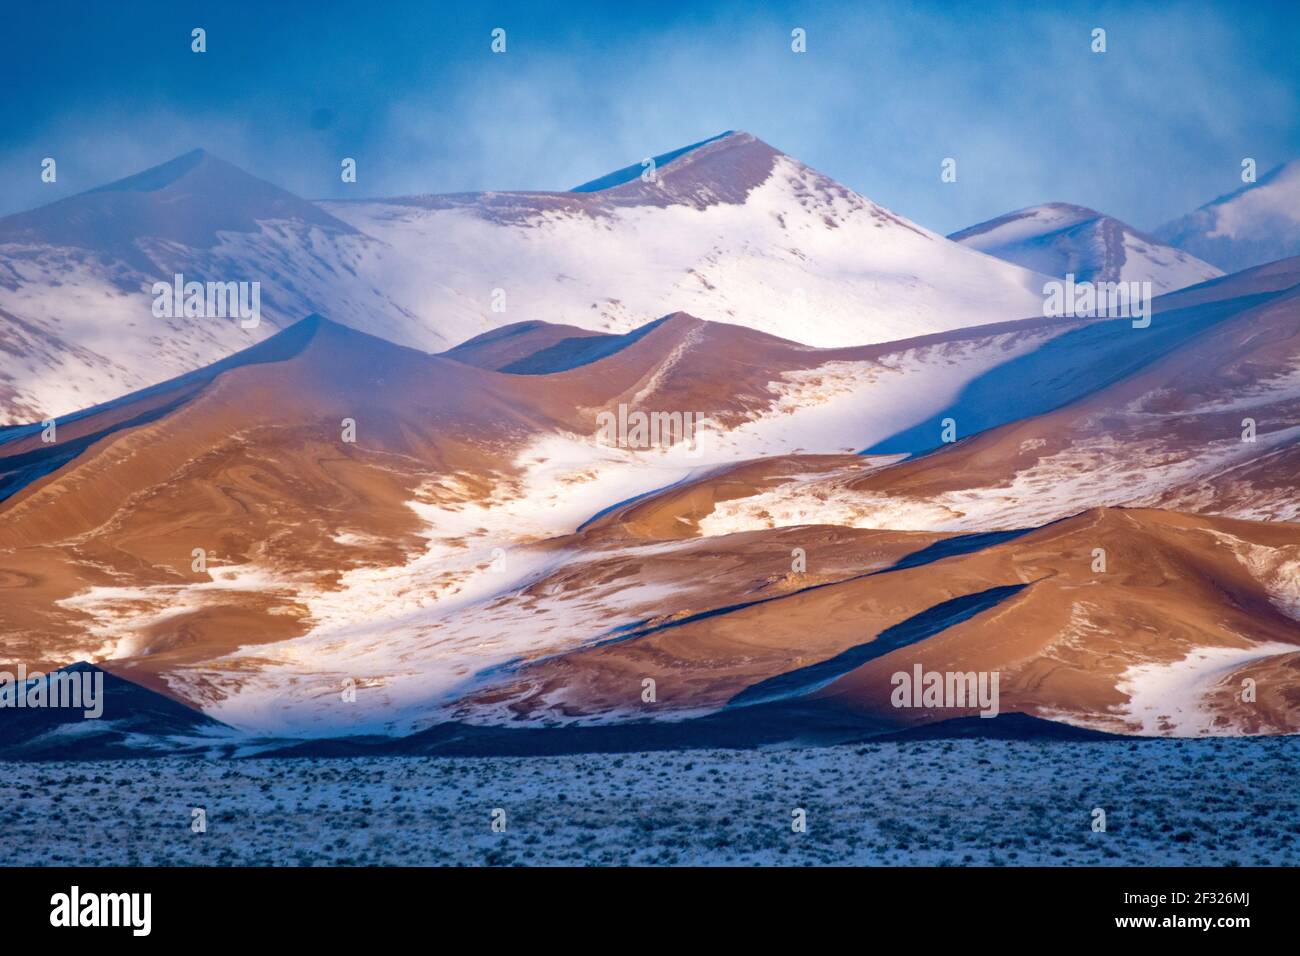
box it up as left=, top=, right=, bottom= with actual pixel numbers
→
left=7, top=738, right=1298, bottom=866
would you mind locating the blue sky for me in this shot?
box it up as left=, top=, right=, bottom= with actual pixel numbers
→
left=1, top=0, right=1297, bottom=233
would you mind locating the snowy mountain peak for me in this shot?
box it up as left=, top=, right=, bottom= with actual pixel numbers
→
left=0, top=148, right=355, bottom=256
left=950, top=202, right=1102, bottom=239
left=950, top=202, right=1222, bottom=293
left=566, top=130, right=783, bottom=208
left=570, top=131, right=740, bottom=191
left=0, top=132, right=1055, bottom=424
left=86, top=147, right=216, bottom=194
left=1156, top=159, right=1300, bottom=273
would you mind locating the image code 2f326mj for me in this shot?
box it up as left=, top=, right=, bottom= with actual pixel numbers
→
left=0, top=0, right=1296, bottom=937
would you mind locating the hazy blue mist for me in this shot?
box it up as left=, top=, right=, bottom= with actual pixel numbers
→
left=2, top=0, right=1296, bottom=233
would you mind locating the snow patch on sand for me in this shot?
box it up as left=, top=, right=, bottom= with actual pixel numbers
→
left=1204, top=531, right=1300, bottom=622
left=700, top=425, right=1300, bottom=535
left=57, top=564, right=300, bottom=661
left=1113, top=643, right=1298, bottom=736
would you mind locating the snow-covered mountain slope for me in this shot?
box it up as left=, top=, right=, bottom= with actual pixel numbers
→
left=0, top=131, right=1053, bottom=424
left=950, top=202, right=1222, bottom=293
left=0, top=150, right=390, bottom=425
left=320, top=131, right=1052, bottom=353
left=1155, top=160, right=1300, bottom=273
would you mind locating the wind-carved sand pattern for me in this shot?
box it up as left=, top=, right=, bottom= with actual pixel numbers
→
left=57, top=564, right=302, bottom=663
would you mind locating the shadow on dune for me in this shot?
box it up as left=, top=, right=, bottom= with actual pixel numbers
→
left=863, top=293, right=1275, bottom=458
left=727, top=583, right=1028, bottom=708
left=0, top=662, right=1118, bottom=761
left=589, top=528, right=1036, bottom=650
left=0, top=662, right=232, bottom=761
left=259, top=708, right=1116, bottom=760
left=0, top=316, right=326, bottom=503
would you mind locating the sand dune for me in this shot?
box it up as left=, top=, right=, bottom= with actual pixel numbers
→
left=467, top=508, right=1300, bottom=735
left=4, top=260, right=1298, bottom=740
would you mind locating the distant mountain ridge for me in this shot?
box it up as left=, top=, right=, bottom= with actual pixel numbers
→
left=1156, top=159, right=1300, bottom=273
left=0, top=130, right=1053, bottom=424
left=0, top=148, right=354, bottom=262
left=950, top=202, right=1222, bottom=293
